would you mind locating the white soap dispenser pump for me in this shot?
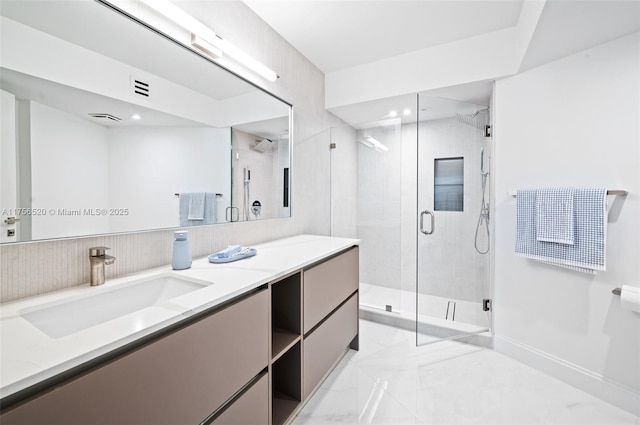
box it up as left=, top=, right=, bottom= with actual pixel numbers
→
left=172, top=231, right=192, bottom=270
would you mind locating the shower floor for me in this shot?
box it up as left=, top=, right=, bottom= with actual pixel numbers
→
left=359, top=282, right=491, bottom=347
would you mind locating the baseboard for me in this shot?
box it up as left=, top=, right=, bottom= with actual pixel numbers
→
left=494, top=334, right=640, bottom=416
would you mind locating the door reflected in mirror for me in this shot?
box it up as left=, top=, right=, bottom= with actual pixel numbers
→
left=0, top=0, right=292, bottom=243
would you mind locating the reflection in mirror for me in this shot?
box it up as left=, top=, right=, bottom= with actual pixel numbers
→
left=231, top=128, right=291, bottom=222
left=0, top=0, right=291, bottom=243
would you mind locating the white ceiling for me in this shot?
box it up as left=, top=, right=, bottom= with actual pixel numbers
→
left=519, top=0, right=640, bottom=72
left=1, top=1, right=290, bottom=138
left=243, top=0, right=640, bottom=128
left=243, top=0, right=524, bottom=73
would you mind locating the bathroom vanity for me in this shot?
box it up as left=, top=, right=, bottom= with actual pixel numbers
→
left=0, top=235, right=359, bottom=425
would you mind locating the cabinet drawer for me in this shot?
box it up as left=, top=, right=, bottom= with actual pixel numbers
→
left=303, top=293, right=358, bottom=399
left=303, top=247, right=358, bottom=334
left=211, top=373, right=268, bottom=425
left=2, top=289, right=270, bottom=425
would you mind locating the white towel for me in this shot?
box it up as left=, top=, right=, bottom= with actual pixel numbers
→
left=188, top=192, right=206, bottom=220
left=535, top=187, right=575, bottom=245
left=515, top=188, right=607, bottom=274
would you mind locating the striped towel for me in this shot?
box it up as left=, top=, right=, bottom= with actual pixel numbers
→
left=515, top=188, right=607, bottom=274
left=536, top=187, right=575, bottom=245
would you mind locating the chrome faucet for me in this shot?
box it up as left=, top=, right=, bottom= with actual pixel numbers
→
left=89, top=247, right=115, bottom=286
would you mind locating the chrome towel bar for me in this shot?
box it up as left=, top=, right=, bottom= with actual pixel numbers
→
left=175, top=192, right=222, bottom=197
left=510, top=190, right=627, bottom=197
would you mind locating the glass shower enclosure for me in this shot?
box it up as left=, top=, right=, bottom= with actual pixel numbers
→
left=331, top=92, right=492, bottom=346
left=416, top=94, right=492, bottom=346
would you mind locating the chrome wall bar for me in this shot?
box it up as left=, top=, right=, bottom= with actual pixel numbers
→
left=175, top=193, right=223, bottom=197
left=509, top=190, right=627, bottom=197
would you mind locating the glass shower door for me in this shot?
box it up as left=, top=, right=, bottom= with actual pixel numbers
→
left=416, top=94, right=492, bottom=346
left=353, top=119, right=403, bottom=315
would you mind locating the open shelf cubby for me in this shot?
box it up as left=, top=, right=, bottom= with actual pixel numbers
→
left=271, top=272, right=301, bottom=360
left=271, top=341, right=301, bottom=425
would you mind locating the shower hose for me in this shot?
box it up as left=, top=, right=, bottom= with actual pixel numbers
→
left=474, top=172, right=490, bottom=254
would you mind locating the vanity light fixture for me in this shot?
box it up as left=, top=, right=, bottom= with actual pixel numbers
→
left=403, top=108, right=411, bottom=115
left=139, top=0, right=278, bottom=81
left=191, top=34, right=222, bottom=59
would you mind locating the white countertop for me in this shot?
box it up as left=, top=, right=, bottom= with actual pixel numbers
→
left=0, top=234, right=359, bottom=400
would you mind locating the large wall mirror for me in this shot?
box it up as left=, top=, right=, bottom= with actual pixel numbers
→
left=0, top=0, right=292, bottom=243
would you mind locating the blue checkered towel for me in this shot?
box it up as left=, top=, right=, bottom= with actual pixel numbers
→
left=515, top=188, right=607, bottom=274
left=536, top=187, right=575, bottom=245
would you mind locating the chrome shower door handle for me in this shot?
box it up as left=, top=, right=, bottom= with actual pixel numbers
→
left=420, top=210, right=434, bottom=235
left=225, top=206, right=240, bottom=222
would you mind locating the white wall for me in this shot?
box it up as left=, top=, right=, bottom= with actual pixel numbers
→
left=326, top=27, right=519, bottom=110
left=493, top=32, right=640, bottom=414
left=108, top=127, right=231, bottom=232
left=29, top=101, right=110, bottom=239
left=0, top=90, right=18, bottom=243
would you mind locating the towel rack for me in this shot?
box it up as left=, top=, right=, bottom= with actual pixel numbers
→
left=175, top=192, right=222, bottom=197
left=509, top=190, right=627, bottom=197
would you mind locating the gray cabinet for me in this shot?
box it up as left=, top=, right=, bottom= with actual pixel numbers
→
left=303, top=247, right=359, bottom=334
left=271, top=246, right=360, bottom=425
left=2, top=244, right=360, bottom=425
left=303, top=293, right=358, bottom=399
left=1, top=289, right=269, bottom=425
left=302, top=247, right=359, bottom=400
left=211, top=373, right=269, bottom=425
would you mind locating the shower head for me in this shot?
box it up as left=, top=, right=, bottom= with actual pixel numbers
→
left=456, top=108, right=489, bottom=130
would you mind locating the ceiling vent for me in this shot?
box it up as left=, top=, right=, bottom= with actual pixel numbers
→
left=130, top=76, right=151, bottom=99
left=88, top=113, right=122, bottom=122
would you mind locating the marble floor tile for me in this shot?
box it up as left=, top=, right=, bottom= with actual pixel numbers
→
left=291, top=320, right=640, bottom=425
left=292, top=365, right=424, bottom=424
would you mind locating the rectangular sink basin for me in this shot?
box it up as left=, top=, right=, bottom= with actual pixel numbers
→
left=21, top=274, right=211, bottom=339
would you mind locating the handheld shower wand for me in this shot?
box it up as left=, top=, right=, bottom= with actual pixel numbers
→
left=475, top=147, right=490, bottom=254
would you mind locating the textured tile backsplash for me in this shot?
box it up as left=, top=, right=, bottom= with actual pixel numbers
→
left=0, top=219, right=301, bottom=303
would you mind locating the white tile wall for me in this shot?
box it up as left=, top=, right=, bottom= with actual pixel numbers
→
left=354, top=117, right=490, bottom=306
left=417, top=117, right=490, bottom=302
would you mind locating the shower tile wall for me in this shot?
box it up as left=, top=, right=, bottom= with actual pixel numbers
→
left=357, top=123, right=403, bottom=295
left=330, top=126, right=358, bottom=239
left=232, top=129, right=278, bottom=221
left=357, top=117, right=489, bottom=306
left=416, top=117, right=489, bottom=303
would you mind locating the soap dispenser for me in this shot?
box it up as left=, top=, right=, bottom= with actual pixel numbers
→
left=172, top=231, right=192, bottom=270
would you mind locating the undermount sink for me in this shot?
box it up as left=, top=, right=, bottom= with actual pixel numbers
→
left=21, top=274, right=211, bottom=339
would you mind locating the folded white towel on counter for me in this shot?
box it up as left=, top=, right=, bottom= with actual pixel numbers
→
left=515, top=187, right=607, bottom=274
left=536, top=187, right=575, bottom=245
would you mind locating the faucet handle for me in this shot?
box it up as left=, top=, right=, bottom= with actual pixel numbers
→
left=89, top=246, right=110, bottom=257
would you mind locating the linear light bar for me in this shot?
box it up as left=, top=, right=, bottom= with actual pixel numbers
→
left=366, top=136, right=389, bottom=152
left=140, top=0, right=279, bottom=81
left=191, top=34, right=222, bottom=59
